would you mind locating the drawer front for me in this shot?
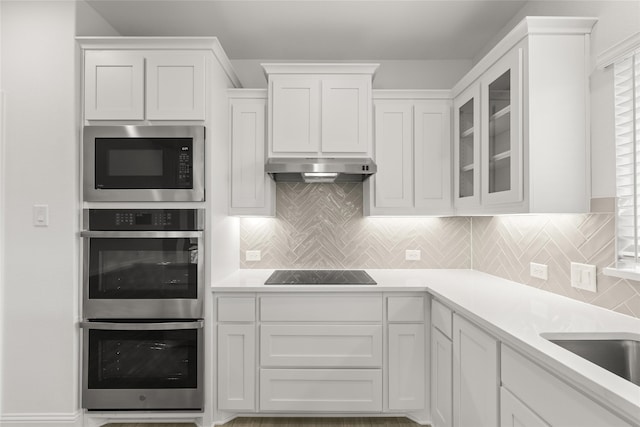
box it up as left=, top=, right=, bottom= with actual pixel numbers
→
left=259, top=369, right=383, bottom=412
left=261, top=324, right=382, bottom=367
left=432, top=299, right=453, bottom=338
left=218, top=297, right=256, bottom=322
left=260, top=295, right=382, bottom=322
left=388, top=296, right=425, bottom=322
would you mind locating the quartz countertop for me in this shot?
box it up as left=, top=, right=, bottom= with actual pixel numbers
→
left=212, top=268, right=640, bottom=423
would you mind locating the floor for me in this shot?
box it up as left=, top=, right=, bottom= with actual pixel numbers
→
left=105, top=418, right=425, bottom=427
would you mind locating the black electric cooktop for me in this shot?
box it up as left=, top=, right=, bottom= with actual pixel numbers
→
left=264, top=270, right=377, bottom=285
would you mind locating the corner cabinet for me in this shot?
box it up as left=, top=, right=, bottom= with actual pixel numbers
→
left=83, top=50, right=206, bottom=121
left=263, top=63, right=378, bottom=157
left=365, top=92, right=452, bottom=216
left=228, top=90, right=275, bottom=216
left=453, top=17, right=597, bottom=214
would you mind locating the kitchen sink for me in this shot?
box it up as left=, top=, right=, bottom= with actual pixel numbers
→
left=543, top=335, right=640, bottom=386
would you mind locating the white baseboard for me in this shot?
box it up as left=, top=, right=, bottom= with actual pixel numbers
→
left=0, top=411, right=82, bottom=427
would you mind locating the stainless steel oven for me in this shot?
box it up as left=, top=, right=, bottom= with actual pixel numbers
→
left=82, top=209, right=204, bottom=319
left=83, top=125, right=205, bottom=202
left=80, top=320, right=203, bottom=410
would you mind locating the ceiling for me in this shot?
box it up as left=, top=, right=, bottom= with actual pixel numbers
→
left=84, top=0, right=530, bottom=60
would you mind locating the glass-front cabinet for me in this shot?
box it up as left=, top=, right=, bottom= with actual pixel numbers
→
left=454, top=47, right=523, bottom=213
left=454, top=85, right=481, bottom=210
left=481, top=48, right=523, bottom=206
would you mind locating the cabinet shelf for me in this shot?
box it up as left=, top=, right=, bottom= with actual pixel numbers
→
left=489, top=105, right=511, bottom=136
left=491, top=150, right=511, bottom=162
left=461, top=163, right=475, bottom=173
left=461, top=127, right=474, bottom=138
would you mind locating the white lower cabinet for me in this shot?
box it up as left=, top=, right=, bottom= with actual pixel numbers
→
left=501, top=345, right=633, bottom=427
left=453, top=314, right=499, bottom=427
left=500, top=387, right=550, bottom=427
left=260, top=369, right=383, bottom=412
left=217, top=323, right=256, bottom=411
left=431, top=327, right=453, bottom=427
left=388, top=323, right=426, bottom=410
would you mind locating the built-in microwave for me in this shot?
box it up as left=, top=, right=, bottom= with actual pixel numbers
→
left=83, top=125, right=205, bottom=202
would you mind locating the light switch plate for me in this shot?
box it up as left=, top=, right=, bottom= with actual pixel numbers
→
left=571, top=262, right=597, bottom=292
left=405, top=249, right=421, bottom=261
left=245, top=250, right=261, bottom=262
left=33, top=204, right=49, bottom=227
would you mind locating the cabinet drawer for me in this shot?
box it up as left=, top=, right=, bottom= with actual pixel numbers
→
left=218, top=297, right=256, bottom=322
left=260, top=295, right=382, bottom=322
left=388, top=296, right=425, bottom=322
left=432, top=299, right=453, bottom=338
left=259, top=369, right=382, bottom=412
left=261, top=324, right=382, bottom=368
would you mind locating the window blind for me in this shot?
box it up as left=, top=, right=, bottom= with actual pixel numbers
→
left=614, top=49, right=640, bottom=265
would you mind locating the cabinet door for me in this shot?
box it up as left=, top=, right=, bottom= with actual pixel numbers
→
left=388, top=323, right=426, bottom=411
left=321, top=78, right=370, bottom=154
left=500, top=387, right=550, bottom=427
left=481, top=48, right=523, bottom=205
left=229, top=97, right=275, bottom=216
left=453, top=315, right=499, bottom=427
left=372, top=101, right=414, bottom=210
left=146, top=53, right=206, bottom=120
left=414, top=100, right=452, bottom=214
left=218, top=324, right=256, bottom=411
left=84, top=51, right=144, bottom=120
left=453, top=84, right=481, bottom=211
left=270, top=76, right=320, bottom=154
left=431, top=327, right=453, bottom=427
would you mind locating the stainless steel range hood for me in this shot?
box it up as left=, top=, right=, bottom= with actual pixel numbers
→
left=266, top=157, right=377, bottom=183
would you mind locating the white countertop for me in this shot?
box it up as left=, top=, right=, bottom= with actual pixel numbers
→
left=212, top=268, right=640, bottom=423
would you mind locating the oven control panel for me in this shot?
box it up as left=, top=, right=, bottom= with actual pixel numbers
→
left=86, top=209, right=203, bottom=231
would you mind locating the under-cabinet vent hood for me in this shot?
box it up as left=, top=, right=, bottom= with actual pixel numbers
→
left=266, top=157, right=377, bottom=183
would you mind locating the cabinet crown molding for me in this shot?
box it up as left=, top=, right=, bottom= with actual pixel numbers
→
left=261, top=63, right=379, bottom=78
left=453, top=16, right=597, bottom=96
left=76, top=36, right=241, bottom=88
left=373, top=89, right=452, bottom=100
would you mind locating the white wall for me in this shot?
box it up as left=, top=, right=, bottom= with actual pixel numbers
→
left=1, top=1, right=80, bottom=425
left=475, top=0, right=640, bottom=200
left=230, top=59, right=472, bottom=89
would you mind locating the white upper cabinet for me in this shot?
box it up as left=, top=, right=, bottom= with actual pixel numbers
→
left=452, top=17, right=597, bottom=214
left=229, top=90, right=275, bottom=217
left=453, top=84, right=481, bottom=211
left=264, top=64, right=377, bottom=157
left=84, top=50, right=206, bottom=121
left=145, top=53, right=206, bottom=120
left=480, top=48, right=523, bottom=207
left=365, top=92, right=452, bottom=216
left=84, top=51, right=145, bottom=120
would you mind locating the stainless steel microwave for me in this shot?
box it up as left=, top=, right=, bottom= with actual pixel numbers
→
left=83, top=125, right=205, bottom=202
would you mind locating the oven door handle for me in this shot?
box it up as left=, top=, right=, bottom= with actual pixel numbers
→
left=79, top=320, right=204, bottom=330
left=80, top=231, right=202, bottom=238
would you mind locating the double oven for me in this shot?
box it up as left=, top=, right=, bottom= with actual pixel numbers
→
left=81, top=126, right=206, bottom=411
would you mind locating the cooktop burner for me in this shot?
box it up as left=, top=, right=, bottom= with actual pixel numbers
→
left=264, top=270, right=377, bottom=285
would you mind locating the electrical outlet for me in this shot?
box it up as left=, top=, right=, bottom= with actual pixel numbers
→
left=245, top=250, right=261, bottom=262
left=530, top=262, right=548, bottom=280
left=571, top=262, right=597, bottom=292
left=405, top=249, right=421, bottom=261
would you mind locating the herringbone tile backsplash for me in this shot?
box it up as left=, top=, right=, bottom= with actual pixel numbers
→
left=240, top=183, right=471, bottom=269
left=240, top=183, right=640, bottom=318
left=472, top=215, right=640, bottom=318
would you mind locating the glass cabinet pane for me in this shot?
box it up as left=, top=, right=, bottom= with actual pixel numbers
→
left=488, top=70, right=511, bottom=194
left=458, top=98, right=475, bottom=198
